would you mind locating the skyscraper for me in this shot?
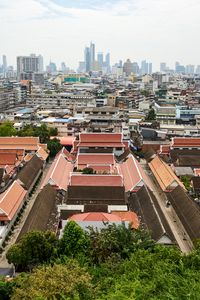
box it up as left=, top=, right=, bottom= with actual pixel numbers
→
left=105, top=53, right=110, bottom=72
left=90, top=42, right=95, bottom=71
left=97, top=52, right=104, bottom=68
left=2, top=55, right=7, bottom=75
left=141, top=60, right=148, bottom=75
left=123, top=59, right=132, bottom=76
left=38, top=54, right=44, bottom=72
left=160, top=62, right=166, bottom=72
left=84, top=47, right=90, bottom=73
left=148, top=63, right=152, bottom=74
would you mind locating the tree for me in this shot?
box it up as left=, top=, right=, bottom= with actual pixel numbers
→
left=47, top=138, right=62, bottom=157
left=88, top=223, right=154, bottom=264
left=0, top=122, right=16, bottom=137
left=6, top=231, right=57, bottom=271
left=59, top=221, right=90, bottom=259
left=0, top=279, right=15, bottom=300
left=48, top=127, right=58, bottom=137
left=11, top=262, right=93, bottom=300
left=145, top=108, right=156, bottom=121
left=82, top=167, right=95, bottom=174
left=34, top=124, right=50, bottom=143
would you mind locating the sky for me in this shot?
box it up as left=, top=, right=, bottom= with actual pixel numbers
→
left=0, top=0, right=200, bottom=70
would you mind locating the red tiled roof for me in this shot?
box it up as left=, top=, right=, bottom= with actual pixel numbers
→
left=41, top=154, right=74, bottom=191
left=172, top=137, right=200, bottom=148
left=0, top=153, right=17, bottom=166
left=77, top=142, right=125, bottom=148
left=159, top=145, right=170, bottom=155
left=0, top=180, right=27, bottom=221
left=69, top=174, right=123, bottom=187
left=118, top=155, right=153, bottom=192
left=69, top=212, right=122, bottom=222
left=36, top=147, right=49, bottom=161
left=57, top=136, right=76, bottom=146
left=79, top=133, right=123, bottom=143
left=77, top=154, right=115, bottom=168
left=111, top=211, right=140, bottom=229
left=0, top=137, right=44, bottom=151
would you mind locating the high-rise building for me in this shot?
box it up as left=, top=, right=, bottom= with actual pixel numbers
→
left=105, top=53, right=111, bottom=72
left=160, top=62, right=166, bottom=72
left=123, top=59, right=132, bottom=76
left=2, top=55, right=7, bottom=75
left=196, top=65, right=200, bottom=74
left=148, top=63, right=152, bottom=74
left=84, top=47, right=90, bottom=73
left=141, top=60, right=148, bottom=75
left=132, top=62, right=139, bottom=75
left=38, top=54, right=44, bottom=72
left=185, top=65, right=195, bottom=75
left=97, top=53, right=104, bottom=69
left=90, top=42, right=95, bottom=71
left=17, top=54, right=40, bottom=79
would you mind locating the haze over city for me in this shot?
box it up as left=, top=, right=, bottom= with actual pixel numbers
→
left=1, top=0, right=200, bottom=69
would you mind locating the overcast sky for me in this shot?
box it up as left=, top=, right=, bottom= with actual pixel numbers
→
left=0, top=0, right=200, bottom=70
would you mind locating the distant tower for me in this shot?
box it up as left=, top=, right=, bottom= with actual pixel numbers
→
left=105, top=53, right=111, bottom=72
left=84, top=47, right=90, bottom=73
left=2, top=55, right=7, bottom=75
left=97, top=52, right=104, bottom=68
left=90, top=42, right=95, bottom=71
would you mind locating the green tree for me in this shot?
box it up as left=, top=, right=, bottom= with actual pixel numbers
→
left=48, top=127, right=58, bottom=137
left=6, top=231, right=57, bottom=271
left=145, top=108, right=156, bottom=121
left=11, top=262, right=93, bottom=300
left=59, top=221, right=90, bottom=259
left=0, top=279, right=15, bottom=300
left=88, top=224, right=154, bottom=264
left=82, top=167, right=95, bottom=174
left=0, top=122, right=16, bottom=137
left=47, top=138, right=62, bottom=157
left=34, top=124, right=50, bottom=143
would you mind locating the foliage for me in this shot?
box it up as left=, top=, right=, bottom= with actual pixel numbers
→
left=88, top=223, right=154, bottom=264
left=145, top=108, right=156, bottom=121
left=82, top=167, right=95, bottom=174
left=180, top=175, right=192, bottom=191
left=59, top=221, right=90, bottom=259
left=0, top=122, right=17, bottom=137
left=6, top=224, right=200, bottom=299
left=141, top=89, right=150, bottom=97
left=6, top=231, right=57, bottom=271
left=11, top=262, right=93, bottom=300
left=0, top=279, right=15, bottom=300
left=47, top=138, right=62, bottom=157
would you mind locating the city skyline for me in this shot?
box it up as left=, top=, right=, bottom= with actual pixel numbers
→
left=0, top=0, right=200, bottom=69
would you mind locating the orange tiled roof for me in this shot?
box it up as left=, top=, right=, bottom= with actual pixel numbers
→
left=36, top=147, right=49, bottom=161
left=0, top=180, right=27, bottom=221
left=69, top=174, right=123, bottom=187
left=77, top=153, right=115, bottom=169
left=0, top=137, right=40, bottom=151
left=79, top=133, right=123, bottom=143
left=111, top=211, right=140, bottom=229
left=41, top=154, right=74, bottom=191
left=149, top=155, right=185, bottom=192
left=0, top=153, right=17, bottom=166
left=69, top=212, right=122, bottom=222
left=118, top=155, right=153, bottom=192
left=172, top=137, right=200, bottom=148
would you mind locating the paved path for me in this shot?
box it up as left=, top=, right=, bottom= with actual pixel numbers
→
left=140, top=160, right=193, bottom=254
left=0, top=161, right=52, bottom=271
